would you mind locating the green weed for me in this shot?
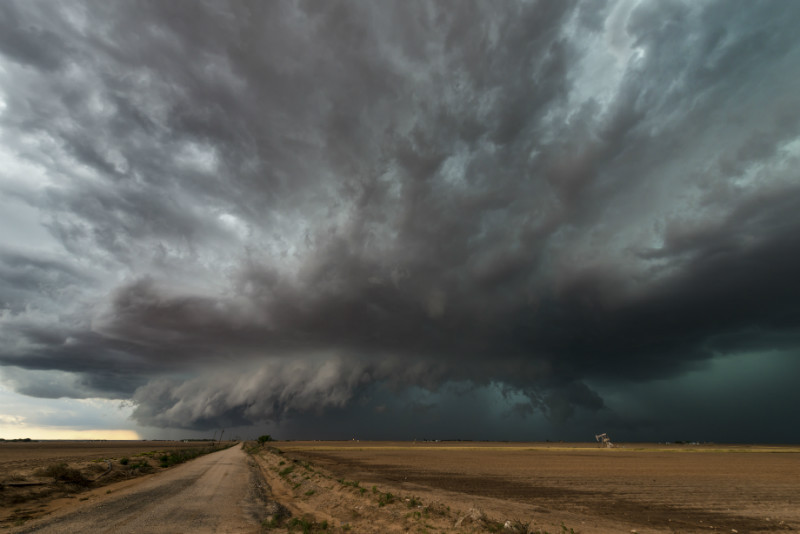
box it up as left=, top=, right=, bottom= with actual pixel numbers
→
left=377, top=491, right=395, bottom=507
left=405, top=495, right=422, bottom=508
left=279, top=466, right=295, bottom=477
left=286, top=516, right=329, bottom=533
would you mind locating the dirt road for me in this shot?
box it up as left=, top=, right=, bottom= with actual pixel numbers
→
left=11, top=445, right=269, bottom=534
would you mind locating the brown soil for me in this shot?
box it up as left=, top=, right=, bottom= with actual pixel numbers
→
left=267, top=441, right=800, bottom=533
left=0, top=440, right=215, bottom=469
left=249, top=443, right=472, bottom=533
left=5, top=445, right=269, bottom=533
left=0, top=440, right=220, bottom=527
left=4, top=441, right=799, bottom=533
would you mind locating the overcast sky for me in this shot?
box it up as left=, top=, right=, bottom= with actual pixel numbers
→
left=1, top=0, right=800, bottom=442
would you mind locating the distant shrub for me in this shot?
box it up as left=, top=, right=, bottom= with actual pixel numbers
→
left=36, top=463, right=91, bottom=487
left=126, top=460, right=154, bottom=473
left=119, top=457, right=129, bottom=465
left=157, top=445, right=221, bottom=468
left=258, top=434, right=274, bottom=444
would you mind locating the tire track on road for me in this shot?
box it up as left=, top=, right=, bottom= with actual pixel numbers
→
left=12, top=445, right=272, bottom=534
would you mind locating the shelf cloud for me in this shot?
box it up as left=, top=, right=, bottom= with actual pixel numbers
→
left=1, top=0, right=800, bottom=440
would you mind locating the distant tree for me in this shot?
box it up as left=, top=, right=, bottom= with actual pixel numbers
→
left=257, top=434, right=273, bottom=444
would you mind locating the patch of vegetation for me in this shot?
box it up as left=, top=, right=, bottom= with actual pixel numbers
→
left=262, top=517, right=280, bottom=530
left=86, top=462, right=108, bottom=475
left=157, top=445, right=220, bottom=468
left=35, top=464, right=91, bottom=487
left=119, top=457, right=129, bottom=465
left=376, top=490, right=396, bottom=507
left=423, top=503, right=450, bottom=517
left=485, top=519, right=578, bottom=534
left=405, top=495, right=422, bottom=508
left=258, top=434, right=274, bottom=444
left=512, top=519, right=541, bottom=533
left=286, top=516, right=329, bottom=533
left=125, top=460, right=154, bottom=473
left=263, top=513, right=329, bottom=533
left=261, top=502, right=292, bottom=531
left=279, top=466, right=295, bottom=477
left=337, top=478, right=367, bottom=495
left=297, top=460, right=314, bottom=471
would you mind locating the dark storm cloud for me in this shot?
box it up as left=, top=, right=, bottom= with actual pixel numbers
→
left=0, top=3, right=71, bottom=71
left=1, top=0, right=800, bottom=438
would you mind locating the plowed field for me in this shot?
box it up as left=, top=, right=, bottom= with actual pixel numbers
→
left=0, top=440, right=214, bottom=471
left=279, top=441, right=800, bottom=533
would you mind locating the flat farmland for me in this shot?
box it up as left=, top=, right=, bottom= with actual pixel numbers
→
left=4, top=441, right=799, bottom=532
left=0, top=440, right=218, bottom=527
left=277, top=441, right=800, bottom=533
left=0, top=440, right=214, bottom=472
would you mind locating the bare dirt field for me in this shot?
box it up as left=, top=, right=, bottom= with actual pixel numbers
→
left=3, top=440, right=799, bottom=533
left=0, top=440, right=215, bottom=469
left=263, top=441, right=800, bottom=533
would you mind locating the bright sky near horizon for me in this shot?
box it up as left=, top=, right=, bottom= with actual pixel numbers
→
left=0, top=384, right=140, bottom=440
left=1, top=0, right=800, bottom=443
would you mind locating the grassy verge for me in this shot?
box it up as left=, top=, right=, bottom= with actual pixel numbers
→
left=157, top=445, right=220, bottom=468
left=249, top=445, right=581, bottom=534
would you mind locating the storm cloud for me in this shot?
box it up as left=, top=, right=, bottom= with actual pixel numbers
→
left=2, top=0, right=800, bottom=441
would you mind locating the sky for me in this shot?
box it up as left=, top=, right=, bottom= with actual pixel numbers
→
left=1, top=0, right=800, bottom=443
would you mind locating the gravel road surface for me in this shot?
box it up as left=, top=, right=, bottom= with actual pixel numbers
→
left=13, top=445, right=269, bottom=534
